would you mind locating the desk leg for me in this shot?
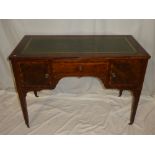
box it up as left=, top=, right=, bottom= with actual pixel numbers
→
left=119, top=89, right=123, bottom=97
left=18, top=90, right=30, bottom=128
left=34, top=91, right=39, bottom=97
left=129, top=88, right=141, bottom=125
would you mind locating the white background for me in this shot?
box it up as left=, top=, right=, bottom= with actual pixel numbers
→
left=0, top=0, right=155, bottom=155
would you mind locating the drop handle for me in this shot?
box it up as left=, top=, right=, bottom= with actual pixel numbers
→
left=45, top=73, right=49, bottom=78
left=111, top=72, right=116, bottom=78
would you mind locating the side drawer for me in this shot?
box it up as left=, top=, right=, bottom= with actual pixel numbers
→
left=109, top=59, right=145, bottom=87
left=17, top=61, right=51, bottom=87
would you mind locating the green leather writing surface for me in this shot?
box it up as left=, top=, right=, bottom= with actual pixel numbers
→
left=21, top=36, right=137, bottom=55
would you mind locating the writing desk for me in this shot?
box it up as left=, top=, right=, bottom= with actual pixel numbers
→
left=9, top=35, right=150, bottom=128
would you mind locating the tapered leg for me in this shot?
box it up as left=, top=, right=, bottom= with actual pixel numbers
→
left=34, top=91, right=39, bottom=97
left=119, top=89, right=123, bottom=97
left=129, top=88, right=142, bottom=125
left=18, top=91, right=30, bottom=128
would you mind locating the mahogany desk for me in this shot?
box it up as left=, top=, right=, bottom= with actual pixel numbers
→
left=9, top=35, right=150, bottom=128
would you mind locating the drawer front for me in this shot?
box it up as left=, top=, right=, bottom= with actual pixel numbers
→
left=109, top=60, right=144, bottom=87
left=18, top=61, right=51, bottom=87
left=52, top=62, right=108, bottom=76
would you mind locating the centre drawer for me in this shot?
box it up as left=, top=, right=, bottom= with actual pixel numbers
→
left=52, top=61, right=108, bottom=75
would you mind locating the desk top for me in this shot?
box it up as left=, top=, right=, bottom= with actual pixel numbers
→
left=9, top=35, right=150, bottom=59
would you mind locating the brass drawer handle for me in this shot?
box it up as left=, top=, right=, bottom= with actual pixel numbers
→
left=45, top=73, right=49, bottom=78
left=111, top=72, right=116, bottom=78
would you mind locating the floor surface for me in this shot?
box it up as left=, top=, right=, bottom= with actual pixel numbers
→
left=0, top=78, right=155, bottom=134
